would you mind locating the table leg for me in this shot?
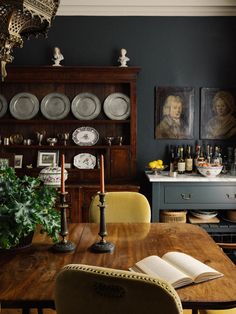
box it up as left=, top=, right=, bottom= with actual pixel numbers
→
left=22, top=308, right=30, bottom=314
left=192, top=310, right=198, bottom=314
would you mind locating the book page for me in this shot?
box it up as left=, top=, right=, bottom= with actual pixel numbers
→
left=130, top=255, right=192, bottom=288
left=162, top=252, right=223, bottom=283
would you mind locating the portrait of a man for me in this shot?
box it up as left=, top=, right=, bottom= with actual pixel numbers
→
left=155, top=87, right=194, bottom=139
left=201, top=88, right=236, bottom=139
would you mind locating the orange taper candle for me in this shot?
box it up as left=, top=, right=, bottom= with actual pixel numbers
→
left=61, top=154, right=65, bottom=193
left=100, top=154, right=105, bottom=193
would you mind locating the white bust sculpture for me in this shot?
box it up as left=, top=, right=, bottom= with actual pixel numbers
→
left=118, top=48, right=130, bottom=67
left=52, top=46, right=64, bottom=66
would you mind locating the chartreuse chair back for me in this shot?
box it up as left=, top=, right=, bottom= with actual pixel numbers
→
left=89, top=191, right=151, bottom=223
left=55, top=264, right=183, bottom=314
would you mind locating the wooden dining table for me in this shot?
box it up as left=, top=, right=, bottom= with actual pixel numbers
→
left=0, top=223, right=236, bottom=313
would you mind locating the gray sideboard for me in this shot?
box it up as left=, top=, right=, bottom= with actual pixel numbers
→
left=146, top=172, right=236, bottom=222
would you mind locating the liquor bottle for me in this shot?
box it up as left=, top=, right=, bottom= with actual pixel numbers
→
left=194, top=143, right=200, bottom=168
left=169, top=145, right=175, bottom=172
left=206, top=144, right=211, bottom=164
left=197, top=145, right=205, bottom=166
left=177, top=145, right=185, bottom=174
left=212, top=145, right=221, bottom=165
left=185, top=145, right=193, bottom=173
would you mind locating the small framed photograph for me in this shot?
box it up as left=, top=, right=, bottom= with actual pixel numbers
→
left=37, top=151, right=59, bottom=167
left=155, top=86, right=194, bottom=139
left=200, top=88, right=236, bottom=139
left=0, top=153, right=14, bottom=167
left=14, top=155, right=23, bottom=168
left=0, top=158, right=10, bottom=168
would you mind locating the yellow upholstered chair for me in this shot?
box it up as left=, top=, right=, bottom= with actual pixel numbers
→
left=89, top=191, right=151, bottom=223
left=199, top=310, right=236, bottom=313
left=55, top=264, right=183, bottom=314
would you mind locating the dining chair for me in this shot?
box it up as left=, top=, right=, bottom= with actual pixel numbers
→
left=199, top=309, right=236, bottom=313
left=55, top=263, right=183, bottom=314
left=89, top=191, right=151, bottom=223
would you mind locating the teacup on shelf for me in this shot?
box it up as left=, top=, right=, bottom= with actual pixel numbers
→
left=116, top=136, right=123, bottom=146
left=47, top=137, right=58, bottom=146
left=57, top=132, right=70, bottom=146
left=105, top=136, right=115, bottom=146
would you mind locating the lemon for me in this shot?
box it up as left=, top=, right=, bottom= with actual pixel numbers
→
left=149, top=161, right=157, bottom=169
left=149, top=159, right=164, bottom=169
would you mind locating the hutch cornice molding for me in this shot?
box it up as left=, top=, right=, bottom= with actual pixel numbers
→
left=58, top=0, right=236, bottom=16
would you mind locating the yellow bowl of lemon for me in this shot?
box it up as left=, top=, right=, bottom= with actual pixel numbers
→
left=148, top=159, right=167, bottom=175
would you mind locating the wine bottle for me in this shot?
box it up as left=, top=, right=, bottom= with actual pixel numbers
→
left=177, top=146, right=186, bottom=174
left=169, top=145, right=175, bottom=172
left=185, top=145, right=193, bottom=173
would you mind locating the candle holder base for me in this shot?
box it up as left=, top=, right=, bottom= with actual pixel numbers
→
left=52, top=240, right=76, bottom=253
left=90, top=240, right=115, bottom=253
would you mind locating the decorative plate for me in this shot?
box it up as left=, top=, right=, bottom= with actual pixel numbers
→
left=10, top=92, right=39, bottom=120
left=190, top=210, right=218, bottom=219
left=71, top=92, right=101, bottom=120
left=72, top=126, right=99, bottom=146
left=103, top=92, right=130, bottom=120
left=0, top=94, right=8, bottom=118
left=73, top=153, right=96, bottom=169
left=41, top=93, right=70, bottom=120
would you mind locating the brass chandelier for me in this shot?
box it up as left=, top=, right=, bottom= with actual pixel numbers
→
left=0, top=0, right=60, bottom=81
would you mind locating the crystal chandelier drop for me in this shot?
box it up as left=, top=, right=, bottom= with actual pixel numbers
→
left=0, top=0, right=60, bottom=80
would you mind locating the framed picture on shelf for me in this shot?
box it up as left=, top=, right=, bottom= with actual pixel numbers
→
left=155, top=86, right=194, bottom=139
left=14, top=155, right=23, bottom=168
left=200, top=88, right=236, bottom=139
left=37, top=151, right=59, bottom=167
left=0, top=153, right=14, bottom=167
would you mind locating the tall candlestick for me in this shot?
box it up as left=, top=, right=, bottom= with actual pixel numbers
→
left=100, top=154, right=105, bottom=193
left=61, top=154, right=65, bottom=193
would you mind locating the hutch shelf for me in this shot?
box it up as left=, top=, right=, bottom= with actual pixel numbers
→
left=0, top=66, right=141, bottom=222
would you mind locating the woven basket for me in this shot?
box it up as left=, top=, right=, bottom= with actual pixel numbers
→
left=160, top=210, right=187, bottom=223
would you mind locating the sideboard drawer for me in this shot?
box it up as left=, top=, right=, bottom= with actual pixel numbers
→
left=163, top=184, right=236, bottom=205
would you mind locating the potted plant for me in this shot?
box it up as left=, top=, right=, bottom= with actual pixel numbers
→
left=0, top=165, right=60, bottom=249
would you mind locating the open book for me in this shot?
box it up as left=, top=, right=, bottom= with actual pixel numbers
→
left=130, top=252, right=223, bottom=289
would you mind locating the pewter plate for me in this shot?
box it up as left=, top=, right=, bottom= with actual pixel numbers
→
left=72, top=126, right=99, bottom=146
left=10, top=92, right=39, bottom=120
left=0, top=94, right=7, bottom=118
left=41, top=93, right=70, bottom=120
left=103, top=92, right=130, bottom=120
left=71, top=92, right=101, bottom=120
left=73, top=153, right=96, bottom=169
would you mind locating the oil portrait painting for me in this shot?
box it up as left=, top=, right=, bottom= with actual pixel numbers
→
left=155, top=87, right=194, bottom=139
left=200, top=88, right=236, bottom=139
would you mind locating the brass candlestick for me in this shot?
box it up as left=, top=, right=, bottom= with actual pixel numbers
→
left=52, top=192, right=75, bottom=253
left=90, top=192, right=115, bottom=253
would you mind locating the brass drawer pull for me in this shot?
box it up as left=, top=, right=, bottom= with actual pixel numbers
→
left=226, top=194, right=236, bottom=199
left=181, top=193, right=192, bottom=200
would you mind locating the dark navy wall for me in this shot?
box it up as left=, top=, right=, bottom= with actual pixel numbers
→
left=12, top=16, right=236, bottom=179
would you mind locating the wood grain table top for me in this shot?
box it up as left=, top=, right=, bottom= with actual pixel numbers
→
left=0, top=223, right=235, bottom=310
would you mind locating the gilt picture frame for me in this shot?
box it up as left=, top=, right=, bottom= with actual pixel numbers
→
left=155, top=86, right=194, bottom=139
left=200, top=88, right=236, bottom=140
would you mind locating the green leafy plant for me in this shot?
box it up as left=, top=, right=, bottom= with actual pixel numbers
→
left=0, top=166, right=60, bottom=249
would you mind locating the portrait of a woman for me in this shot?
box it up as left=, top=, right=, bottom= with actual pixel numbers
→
left=201, top=89, right=236, bottom=139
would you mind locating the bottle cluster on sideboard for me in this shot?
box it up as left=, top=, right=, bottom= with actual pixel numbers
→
left=169, top=144, right=236, bottom=175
